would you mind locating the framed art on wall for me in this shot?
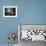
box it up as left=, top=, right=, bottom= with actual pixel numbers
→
left=18, top=24, right=46, bottom=42
left=3, top=6, right=17, bottom=17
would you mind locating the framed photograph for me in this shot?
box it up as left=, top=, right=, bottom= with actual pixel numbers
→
left=3, top=6, right=17, bottom=17
left=18, top=24, right=46, bottom=42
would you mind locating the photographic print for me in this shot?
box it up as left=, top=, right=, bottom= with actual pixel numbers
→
left=18, top=24, right=46, bottom=46
left=3, top=6, right=17, bottom=17
left=18, top=24, right=46, bottom=41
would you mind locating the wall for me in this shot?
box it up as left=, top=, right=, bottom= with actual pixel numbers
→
left=0, top=0, right=46, bottom=44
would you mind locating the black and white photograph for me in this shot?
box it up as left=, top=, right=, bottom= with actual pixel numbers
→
left=18, top=25, right=46, bottom=46
left=3, top=6, right=17, bottom=17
